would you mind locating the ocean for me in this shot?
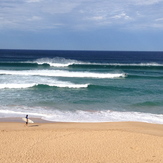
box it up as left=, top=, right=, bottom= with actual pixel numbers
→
left=0, top=49, right=163, bottom=124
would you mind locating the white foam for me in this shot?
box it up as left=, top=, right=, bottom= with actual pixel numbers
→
left=0, top=84, right=36, bottom=89
left=0, top=109, right=47, bottom=117
left=0, top=108, right=163, bottom=124
left=42, top=110, right=163, bottom=124
left=0, top=70, right=126, bottom=78
left=30, top=58, right=163, bottom=67
left=33, top=57, right=83, bottom=67
left=0, top=74, right=89, bottom=89
left=0, top=82, right=89, bottom=89
left=48, top=83, right=89, bottom=88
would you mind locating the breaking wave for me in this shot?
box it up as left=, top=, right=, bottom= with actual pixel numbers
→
left=34, top=57, right=83, bottom=67
left=32, top=58, right=163, bottom=68
left=0, top=83, right=89, bottom=89
left=1, top=57, right=163, bottom=69
left=0, top=70, right=126, bottom=79
left=0, top=107, right=163, bottom=124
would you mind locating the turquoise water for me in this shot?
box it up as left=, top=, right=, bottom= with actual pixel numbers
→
left=0, top=50, right=163, bottom=123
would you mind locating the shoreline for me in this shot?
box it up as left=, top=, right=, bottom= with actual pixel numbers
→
left=0, top=117, right=53, bottom=123
left=1, top=121, right=163, bottom=162
left=1, top=116, right=163, bottom=124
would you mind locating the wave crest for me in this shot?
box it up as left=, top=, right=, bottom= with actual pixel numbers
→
left=1, top=57, right=163, bottom=69
left=0, top=70, right=126, bottom=78
left=33, top=57, right=83, bottom=67
left=32, top=58, right=163, bottom=67
left=0, top=83, right=89, bottom=89
left=34, top=58, right=163, bottom=68
left=0, top=84, right=35, bottom=89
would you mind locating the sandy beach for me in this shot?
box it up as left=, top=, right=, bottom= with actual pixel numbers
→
left=0, top=119, right=163, bottom=163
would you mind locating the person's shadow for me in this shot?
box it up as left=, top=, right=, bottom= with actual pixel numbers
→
left=29, top=125, right=39, bottom=127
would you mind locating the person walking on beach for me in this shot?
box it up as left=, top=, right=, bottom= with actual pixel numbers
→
left=25, top=115, right=29, bottom=126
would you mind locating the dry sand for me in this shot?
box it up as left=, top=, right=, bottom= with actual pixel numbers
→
left=0, top=120, right=163, bottom=163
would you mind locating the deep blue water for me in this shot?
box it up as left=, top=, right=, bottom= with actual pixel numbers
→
left=0, top=49, right=163, bottom=123
left=0, top=49, right=163, bottom=63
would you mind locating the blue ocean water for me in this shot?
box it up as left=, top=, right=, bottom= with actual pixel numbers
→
left=0, top=49, right=163, bottom=123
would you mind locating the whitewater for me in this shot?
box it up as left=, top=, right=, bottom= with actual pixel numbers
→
left=0, top=50, right=163, bottom=124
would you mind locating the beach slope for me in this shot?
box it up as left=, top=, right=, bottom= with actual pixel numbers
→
left=0, top=122, right=163, bottom=163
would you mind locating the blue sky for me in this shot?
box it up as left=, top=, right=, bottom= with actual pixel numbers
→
left=0, top=0, right=163, bottom=51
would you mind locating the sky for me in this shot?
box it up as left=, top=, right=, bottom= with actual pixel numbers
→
left=0, top=0, right=163, bottom=51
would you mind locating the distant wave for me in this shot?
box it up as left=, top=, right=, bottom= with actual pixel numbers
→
left=0, top=108, right=163, bottom=124
left=99, top=63, right=163, bottom=67
left=32, top=58, right=163, bottom=68
left=70, top=63, right=163, bottom=70
left=1, top=57, right=163, bottom=69
left=0, top=70, right=126, bottom=79
left=33, top=57, right=83, bottom=67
